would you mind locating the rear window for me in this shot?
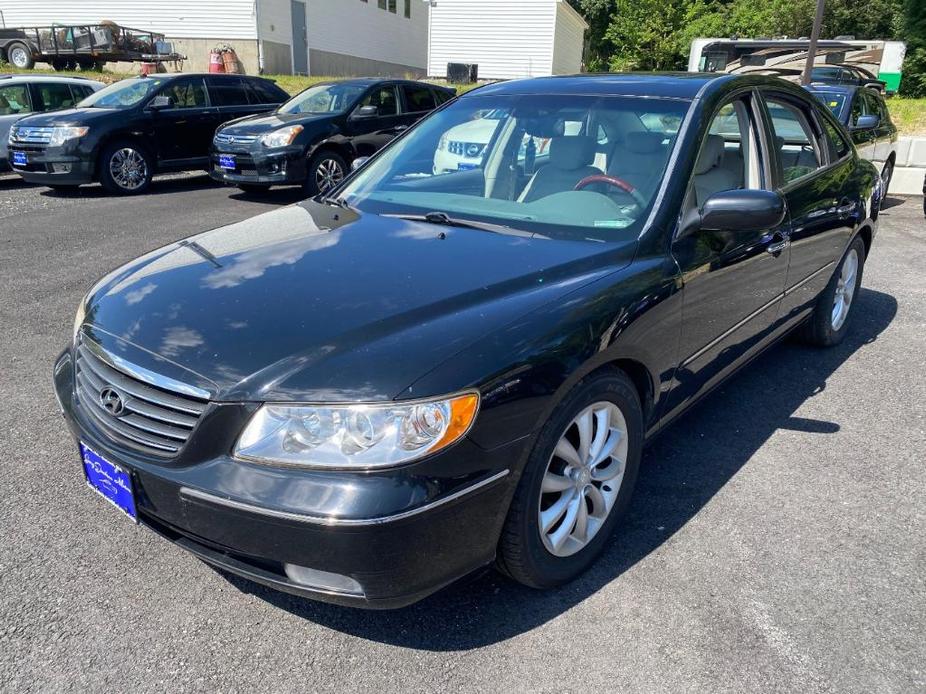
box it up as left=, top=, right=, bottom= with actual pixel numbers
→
left=37, top=82, right=77, bottom=111
left=0, top=84, right=32, bottom=115
left=209, top=77, right=250, bottom=106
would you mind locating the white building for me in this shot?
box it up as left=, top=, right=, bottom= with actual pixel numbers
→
left=0, top=0, right=429, bottom=76
left=426, top=0, right=588, bottom=80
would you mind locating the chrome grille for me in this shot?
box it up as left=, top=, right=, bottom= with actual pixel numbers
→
left=447, top=141, right=485, bottom=158
left=10, top=126, right=55, bottom=145
left=74, top=339, right=208, bottom=457
left=213, top=132, right=258, bottom=151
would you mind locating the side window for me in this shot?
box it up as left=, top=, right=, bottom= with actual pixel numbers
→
left=359, top=86, right=398, bottom=116
left=402, top=84, right=436, bottom=113
left=821, top=117, right=850, bottom=160
left=0, top=84, right=33, bottom=115
left=692, top=98, right=757, bottom=206
left=247, top=80, right=283, bottom=104
left=764, top=96, right=824, bottom=183
left=70, top=84, right=95, bottom=102
left=208, top=77, right=250, bottom=106
left=37, top=82, right=76, bottom=111
left=434, top=89, right=454, bottom=105
left=861, top=91, right=883, bottom=125
left=160, top=79, right=208, bottom=109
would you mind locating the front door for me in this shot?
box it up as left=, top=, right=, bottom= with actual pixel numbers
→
left=149, top=77, right=216, bottom=164
left=346, top=84, right=405, bottom=156
left=291, top=0, right=309, bottom=75
left=665, top=92, right=791, bottom=418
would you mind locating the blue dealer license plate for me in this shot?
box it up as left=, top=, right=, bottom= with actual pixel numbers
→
left=80, top=443, right=137, bottom=521
left=12, top=151, right=27, bottom=167
left=218, top=154, right=236, bottom=170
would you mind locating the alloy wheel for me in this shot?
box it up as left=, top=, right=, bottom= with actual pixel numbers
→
left=314, top=158, right=345, bottom=193
left=109, top=148, right=148, bottom=191
left=538, top=401, right=629, bottom=557
left=831, top=248, right=859, bottom=331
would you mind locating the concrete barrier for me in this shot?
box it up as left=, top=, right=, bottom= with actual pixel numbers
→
left=893, top=136, right=926, bottom=196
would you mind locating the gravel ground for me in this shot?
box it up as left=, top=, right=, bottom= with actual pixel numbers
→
left=0, top=175, right=923, bottom=693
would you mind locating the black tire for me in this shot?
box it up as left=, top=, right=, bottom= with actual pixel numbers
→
left=880, top=159, right=894, bottom=209
left=236, top=183, right=271, bottom=195
left=6, top=42, right=34, bottom=70
left=798, top=235, right=866, bottom=347
left=496, top=369, right=643, bottom=589
left=98, top=140, right=153, bottom=195
left=303, top=150, right=347, bottom=196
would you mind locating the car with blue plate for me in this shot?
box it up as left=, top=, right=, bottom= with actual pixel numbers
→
left=54, top=72, right=881, bottom=608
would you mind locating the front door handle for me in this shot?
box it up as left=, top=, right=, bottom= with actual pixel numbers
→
left=836, top=198, right=855, bottom=219
left=766, top=232, right=789, bottom=256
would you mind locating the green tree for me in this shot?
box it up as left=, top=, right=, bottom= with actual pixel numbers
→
left=901, top=0, right=926, bottom=95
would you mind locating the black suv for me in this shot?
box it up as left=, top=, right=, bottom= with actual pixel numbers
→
left=8, top=73, right=288, bottom=194
left=209, top=78, right=455, bottom=194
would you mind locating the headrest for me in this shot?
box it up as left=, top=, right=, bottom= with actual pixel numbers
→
left=623, top=131, right=665, bottom=154
left=695, top=134, right=725, bottom=175
left=550, top=136, right=595, bottom=170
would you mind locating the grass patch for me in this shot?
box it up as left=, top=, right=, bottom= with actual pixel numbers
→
left=888, top=98, right=926, bottom=136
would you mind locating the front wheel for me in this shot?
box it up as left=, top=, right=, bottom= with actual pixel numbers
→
left=303, top=151, right=347, bottom=196
left=496, top=370, right=642, bottom=589
left=99, top=141, right=153, bottom=195
left=798, top=235, right=866, bottom=347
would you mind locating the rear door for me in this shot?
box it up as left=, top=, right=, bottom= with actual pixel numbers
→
left=149, top=77, right=215, bottom=163
left=760, top=90, right=857, bottom=321
left=346, top=83, right=404, bottom=155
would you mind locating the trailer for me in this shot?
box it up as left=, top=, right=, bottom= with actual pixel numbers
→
left=0, top=23, right=185, bottom=71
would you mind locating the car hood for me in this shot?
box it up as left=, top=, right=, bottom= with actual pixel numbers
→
left=443, top=118, right=500, bottom=144
left=81, top=202, right=635, bottom=402
left=219, top=111, right=332, bottom=136
left=14, top=107, right=118, bottom=127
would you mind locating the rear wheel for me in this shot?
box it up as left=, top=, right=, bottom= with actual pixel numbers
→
left=7, top=42, right=34, bottom=69
left=303, top=151, right=346, bottom=196
left=798, top=235, right=866, bottom=347
left=99, top=141, right=153, bottom=195
left=496, top=370, right=643, bottom=589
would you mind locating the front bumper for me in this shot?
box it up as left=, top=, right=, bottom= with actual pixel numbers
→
left=9, top=144, right=94, bottom=185
left=53, top=347, right=520, bottom=608
left=209, top=145, right=307, bottom=187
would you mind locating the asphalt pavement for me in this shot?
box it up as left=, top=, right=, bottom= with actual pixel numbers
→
left=0, top=174, right=923, bottom=693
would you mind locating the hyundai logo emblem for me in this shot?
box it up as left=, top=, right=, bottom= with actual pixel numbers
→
left=466, top=144, right=482, bottom=158
left=99, top=387, right=126, bottom=417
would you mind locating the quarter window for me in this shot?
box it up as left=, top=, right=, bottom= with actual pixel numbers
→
left=0, top=84, right=32, bottom=115
left=764, top=97, right=824, bottom=183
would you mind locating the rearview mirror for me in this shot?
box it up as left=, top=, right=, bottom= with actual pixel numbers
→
left=148, top=95, right=173, bottom=110
left=853, top=114, right=880, bottom=130
left=351, top=156, right=371, bottom=171
left=352, top=105, right=378, bottom=119
left=699, top=189, right=786, bottom=232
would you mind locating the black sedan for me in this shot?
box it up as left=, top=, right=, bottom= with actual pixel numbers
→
left=208, top=78, right=455, bottom=195
left=8, top=73, right=288, bottom=194
left=54, top=73, right=880, bottom=608
left=806, top=84, right=898, bottom=197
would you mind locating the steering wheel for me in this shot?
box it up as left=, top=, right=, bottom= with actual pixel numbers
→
left=575, top=174, right=648, bottom=208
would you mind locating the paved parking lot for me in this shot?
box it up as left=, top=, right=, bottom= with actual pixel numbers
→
left=0, top=174, right=923, bottom=693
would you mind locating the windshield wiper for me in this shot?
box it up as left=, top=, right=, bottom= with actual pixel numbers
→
left=318, top=195, right=357, bottom=212
left=384, top=211, right=535, bottom=237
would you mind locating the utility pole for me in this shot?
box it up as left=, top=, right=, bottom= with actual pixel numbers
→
left=801, top=0, right=826, bottom=85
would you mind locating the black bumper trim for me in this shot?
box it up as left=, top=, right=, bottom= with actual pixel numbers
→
left=179, top=469, right=510, bottom=527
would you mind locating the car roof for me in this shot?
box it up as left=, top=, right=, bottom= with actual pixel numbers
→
left=462, top=72, right=779, bottom=100
left=0, top=74, right=100, bottom=84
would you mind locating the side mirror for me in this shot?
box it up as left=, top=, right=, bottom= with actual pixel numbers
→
left=351, top=156, right=371, bottom=171
left=699, top=189, right=786, bottom=232
left=853, top=114, right=879, bottom=130
left=352, top=105, right=378, bottom=119
left=148, top=95, right=173, bottom=110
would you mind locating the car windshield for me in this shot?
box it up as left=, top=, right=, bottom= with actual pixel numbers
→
left=78, top=77, right=168, bottom=109
left=812, top=91, right=847, bottom=118
left=340, top=94, right=689, bottom=242
left=279, top=83, right=368, bottom=115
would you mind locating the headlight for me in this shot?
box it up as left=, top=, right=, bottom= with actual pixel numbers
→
left=72, top=299, right=87, bottom=343
left=234, top=392, right=479, bottom=469
left=260, top=125, right=304, bottom=148
left=49, top=126, right=89, bottom=147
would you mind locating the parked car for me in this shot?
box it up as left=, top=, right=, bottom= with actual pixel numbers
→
left=54, top=73, right=880, bottom=609
left=809, top=65, right=887, bottom=92
left=210, top=78, right=455, bottom=194
left=806, top=84, right=898, bottom=198
left=0, top=74, right=102, bottom=171
left=8, top=73, right=288, bottom=194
